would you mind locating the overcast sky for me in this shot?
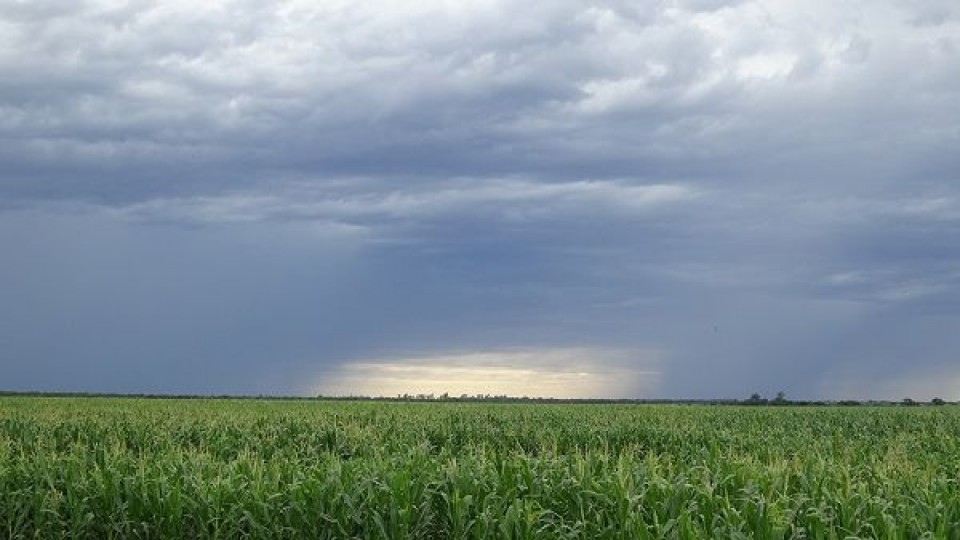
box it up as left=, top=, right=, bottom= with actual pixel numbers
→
left=2, top=0, right=959, bottom=399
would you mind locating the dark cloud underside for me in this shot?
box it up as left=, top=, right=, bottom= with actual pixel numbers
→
left=2, top=0, right=959, bottom=399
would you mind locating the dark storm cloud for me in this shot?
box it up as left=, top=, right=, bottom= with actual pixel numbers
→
left=1, top=0, right=959, bottom=398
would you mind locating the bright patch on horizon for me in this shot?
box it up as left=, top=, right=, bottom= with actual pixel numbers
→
left=312, top=348, right=660, bottom=399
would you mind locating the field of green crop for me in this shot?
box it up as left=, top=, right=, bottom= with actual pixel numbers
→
left=0, top=398, right=958, bottom=539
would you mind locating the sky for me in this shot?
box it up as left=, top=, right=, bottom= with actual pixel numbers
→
left=2, top=0, right=959, bottom=400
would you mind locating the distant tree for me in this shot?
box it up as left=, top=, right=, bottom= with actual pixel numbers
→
left=772, top=391, right=788, bottom=405
left=902, top=397, right=918, bottom=407
left=931, top=397, right=946, bottom=406
left=746, top=392, right=766, bottom=405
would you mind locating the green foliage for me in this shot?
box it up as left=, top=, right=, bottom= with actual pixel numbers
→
left=0, top=398, right=958, bottom=538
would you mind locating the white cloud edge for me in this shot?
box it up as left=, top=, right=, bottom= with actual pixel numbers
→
left=106, top=178, right=698, bottom=225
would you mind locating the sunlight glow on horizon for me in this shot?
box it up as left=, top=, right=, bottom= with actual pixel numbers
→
left=312, top=348, right=661, bottom=399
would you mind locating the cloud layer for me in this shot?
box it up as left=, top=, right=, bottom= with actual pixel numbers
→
left=1, top=0, right=958, bottom=399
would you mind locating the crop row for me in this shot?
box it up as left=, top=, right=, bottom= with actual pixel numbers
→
left=0, top=398, right=957, bottom=538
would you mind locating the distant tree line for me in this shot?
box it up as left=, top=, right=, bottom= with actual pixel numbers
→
left=0, top=390, right=953, bottom=406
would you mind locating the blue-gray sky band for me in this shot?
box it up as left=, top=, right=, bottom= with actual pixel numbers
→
left=1, top=0, right=958, bottom=399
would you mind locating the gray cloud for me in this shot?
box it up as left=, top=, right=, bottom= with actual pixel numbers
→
left=1, top=0, right=959, bottom=399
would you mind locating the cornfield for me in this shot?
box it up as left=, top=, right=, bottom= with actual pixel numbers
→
left=0, top=398, right=958, bottom=539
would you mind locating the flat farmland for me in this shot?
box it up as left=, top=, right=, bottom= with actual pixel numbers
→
left=0, top=398, right=958, bottom=539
